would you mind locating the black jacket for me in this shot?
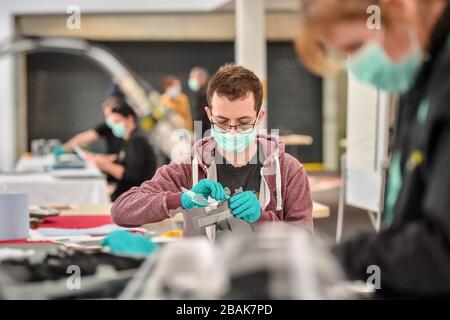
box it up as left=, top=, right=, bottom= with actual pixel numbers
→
left=334, top=4, right=450, bottom=297
left=111, top=129, right=156, bottom=201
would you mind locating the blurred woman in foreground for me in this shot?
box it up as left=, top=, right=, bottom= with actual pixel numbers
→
left=296, top=0, right=450, bottom=297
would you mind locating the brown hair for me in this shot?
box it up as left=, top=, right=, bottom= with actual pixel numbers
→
left=207, top=64, right=263, bottom=112
left=162, top=75, right=179, bottom=89
left=295, top=0, right=447, bottom=75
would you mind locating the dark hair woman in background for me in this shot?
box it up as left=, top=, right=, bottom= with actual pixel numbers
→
left=90, top=102, right=156, bottom=201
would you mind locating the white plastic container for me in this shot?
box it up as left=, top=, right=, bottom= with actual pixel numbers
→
left=0, top=192, right=29, bottom=241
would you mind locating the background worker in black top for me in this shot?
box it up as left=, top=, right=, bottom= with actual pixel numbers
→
left=56, top=95, right=124, bottom=160
left=55, top=95, right=124, bottom=184
left=297, top=0, right=450, bottom=297
left=89, top=102, right=156, bottom=201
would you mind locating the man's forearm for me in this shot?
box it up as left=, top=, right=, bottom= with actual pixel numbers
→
left=65, top=130, right=99, bottom=149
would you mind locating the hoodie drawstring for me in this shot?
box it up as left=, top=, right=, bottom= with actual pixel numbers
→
left=192, top=156, right=199, bottom=185
left=274, top=155, right=283, bottom=211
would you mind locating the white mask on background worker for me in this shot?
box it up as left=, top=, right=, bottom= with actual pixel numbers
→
left=108, top=105, right=137, bottom=140
left=188, top=78, right=200, bottom=92
left=166, top=85, right=182, bottom=98
left=188, top=67, right=209, bottom=93
left=109, top=120, right=127, bottom=138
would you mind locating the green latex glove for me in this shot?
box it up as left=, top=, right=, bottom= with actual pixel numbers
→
left=229, top=191, right=261, bottom=223
left=52, top=145, right=66, bottom=157
left=181, top=179, right=227, bottom=210
left=101, top=230, right=158, bottom=256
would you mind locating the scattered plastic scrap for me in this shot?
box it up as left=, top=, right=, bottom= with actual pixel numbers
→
left=181, top=186, right=231, bottom=207
left=33, top=224, right=147, bottom=238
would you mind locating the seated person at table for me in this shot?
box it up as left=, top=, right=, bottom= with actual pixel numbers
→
left=111, top=64, right=313, bottom=230
left=90, top=102, right=157, bottom=201
left=160, top=75, right=193, bottom=131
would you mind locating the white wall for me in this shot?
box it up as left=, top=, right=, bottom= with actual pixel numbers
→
left=346, top=73, right=390, bottom=212
left=0, top=11, right=16, bottom=171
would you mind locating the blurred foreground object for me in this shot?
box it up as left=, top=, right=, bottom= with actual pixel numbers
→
left=0, top=250, right=144, bottom=299
left=121, top=223, right=358, bottom=300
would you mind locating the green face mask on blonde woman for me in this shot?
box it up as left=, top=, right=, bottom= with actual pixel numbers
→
left=347, top=37, right=423, bottom=94
left=347, top=31, right=424, bottom=94
left=295, top=0, right=450, bottom=297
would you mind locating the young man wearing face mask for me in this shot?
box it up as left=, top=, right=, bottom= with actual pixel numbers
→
left=160, top=75, right=193, bottom=131
left=296, top=0, right=450, bottom=297
left=111, top=64, right=313, bottom=231
left=90, top=102, right=156, bottom=201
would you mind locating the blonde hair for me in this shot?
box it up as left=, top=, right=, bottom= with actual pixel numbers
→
left=295, top=0, right=447, bottom=75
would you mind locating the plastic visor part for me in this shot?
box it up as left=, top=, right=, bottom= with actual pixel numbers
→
left=181, top=187, right=231, bottom=206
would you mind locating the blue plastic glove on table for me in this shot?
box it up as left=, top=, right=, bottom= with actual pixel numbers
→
left=101, top=230, right=158, bottom=256
left=229, top=191, right=261, bottom=223
left=181, top=179, right=228, bottom=210
left=52, top=145, right=66, bottom=157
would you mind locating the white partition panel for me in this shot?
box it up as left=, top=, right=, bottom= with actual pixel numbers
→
left=345, top=73, right=390, bottom=213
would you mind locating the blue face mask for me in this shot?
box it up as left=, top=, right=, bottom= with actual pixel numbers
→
left=347, top=41, right=423, bottom=94
left=110, top=121, right=126, bottom=138
left=167, top=86, right=181, bottom=98
left=188, top=78, right=200, bottom=92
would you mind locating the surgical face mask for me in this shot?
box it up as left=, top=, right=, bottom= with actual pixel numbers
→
left=347, top=36, right=423, bottom=94
left=212, top=126, right=258, bottom=153
left=167, top=85, right=181, bottom=98
left=110, top=121, right=127, bottom=138
left=188, top=78, right=200, bottom=92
